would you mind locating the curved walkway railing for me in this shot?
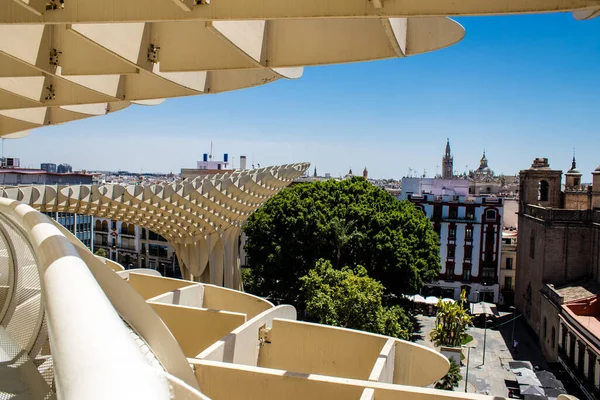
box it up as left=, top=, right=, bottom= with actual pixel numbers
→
left=0, top=198, right=205, bottom=399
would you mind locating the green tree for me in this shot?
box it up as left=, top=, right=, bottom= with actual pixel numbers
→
left=243, top=177, right=440, bottom=309
left=435, top=359, right=462, bottom=391
left=430, top=290, right=472, bottom=348
left=299, top=259, right=412, bottom=340
left=94, top=247, right=108, bottom=258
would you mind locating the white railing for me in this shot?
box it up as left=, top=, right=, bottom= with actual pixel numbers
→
left=0, top=198, right=187, bottom=399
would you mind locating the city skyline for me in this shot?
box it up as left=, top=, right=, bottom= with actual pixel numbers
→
left=6, top=13, right=600, bottom=179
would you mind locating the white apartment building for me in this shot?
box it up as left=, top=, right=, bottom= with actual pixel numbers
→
left=401, top=177, right=504, bottom=303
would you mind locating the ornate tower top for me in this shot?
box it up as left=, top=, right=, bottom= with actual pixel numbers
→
left=363, top=167, right=368, bottom=180
left=567, top=153, right=581, bottom=175
left=480, top=150, right=488, bottom=168
left=442, top=139, right=454, bottom=179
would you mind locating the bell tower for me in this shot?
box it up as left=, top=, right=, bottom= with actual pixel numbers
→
left=442, top=138, right=453, bottom=179
left=565, top=154, right=582, bottom=188
left=519, top=158, right=562, bottom=210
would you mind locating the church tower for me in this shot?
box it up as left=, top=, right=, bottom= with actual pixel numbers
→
left=565, top=154, right=582, bottom=188
left=442, top=138, right=453, bottom=179
left=363, top=167, right=368, bottom=180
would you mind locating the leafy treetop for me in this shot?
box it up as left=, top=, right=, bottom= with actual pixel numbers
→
left=243, top=177, right=440, bottom=308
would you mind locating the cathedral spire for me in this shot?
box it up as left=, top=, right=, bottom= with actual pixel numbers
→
left=442, top=139, right=453, bottom=179
left=572, top=150, right=577, bottom=171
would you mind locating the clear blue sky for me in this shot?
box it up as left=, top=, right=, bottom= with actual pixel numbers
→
left=9, top=12, right=600, bottom=180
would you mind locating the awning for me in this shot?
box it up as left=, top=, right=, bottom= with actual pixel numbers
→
left=470, top=302, right=499, bottom=317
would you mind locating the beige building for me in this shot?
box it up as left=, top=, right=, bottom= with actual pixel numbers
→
left=515, top=157, right=600, bottom=399
left=500, top=229, right=517, bottom=306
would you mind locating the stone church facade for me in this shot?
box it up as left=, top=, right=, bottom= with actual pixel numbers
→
left=515, top=157, right=600, bottom=399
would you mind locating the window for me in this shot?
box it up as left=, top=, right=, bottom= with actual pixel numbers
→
left=446, top=264, right=454, bottom=280
left=466, top=208, right=474, bottom=220
left=551, top=327, right=556, bottom=349
left=111, top=220, right=117, bottom=230
left=449, top=207, right=458, bottom=219
left=464, top=246, right=472, bottom=260
left=465, top=228, right=473, bottom=240
left=504, top=276, right=512, bottom=290
left=447, top=246, right=455, bottom=258
left=530, top=233, right=535, bottom=259
left=449, top=227, right=456, bottom=239
left=486, top=227, right=495, bottom=244
left=506, top=258, right=513, bottom=270
left=433, top=205, right=442, bottom=219
left=485, top=209, right=496, bottom=221
left=538, top=180, right=549, bottom=201
left=463, top=268, right=471, bottom=281
left=482, top=267, right=495, bottom=279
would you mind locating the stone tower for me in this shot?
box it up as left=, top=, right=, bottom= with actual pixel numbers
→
left=363, top=167, right=368, bottom=180
left=565, top=155, right=582, bottom=188
left=518, top=158, right=562, bottom=210
left=442, top=139, right=453, bottom=179
left=593, top=166, right=600, bottom=209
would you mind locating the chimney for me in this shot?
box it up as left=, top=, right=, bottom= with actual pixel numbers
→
left=240, top=156, right=247, bottom=170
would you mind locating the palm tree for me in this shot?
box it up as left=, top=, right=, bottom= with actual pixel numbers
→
left=430, top=290, right=472, bottom=348
left=435, top=359, right=462, bottom=391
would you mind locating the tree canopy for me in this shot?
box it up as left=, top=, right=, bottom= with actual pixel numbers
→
left=243, top=177, right=440, bottom=308
left=94, top=247, right=108, bottom=258
left=435, top=359, right=462, bottom=391
left=300, top=259, right=412, bottom=340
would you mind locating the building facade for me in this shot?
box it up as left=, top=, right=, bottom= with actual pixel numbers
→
left=401, top=177, right=504, bottom=303
left=500, top=229, right=517, bottom=306
left=515, top=157, right=600, bottom=399
left=94, top=218, right=180, bottom=278
left=0, top=168, right=95, bottom=249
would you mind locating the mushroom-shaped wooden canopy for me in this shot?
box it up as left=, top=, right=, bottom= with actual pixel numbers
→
left=0, top=162, right=310, bottom=289
left=2, top=0, right=597, bottom=137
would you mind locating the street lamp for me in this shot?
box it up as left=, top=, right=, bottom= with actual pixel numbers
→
left=510, top=306, right=516, bottom=348
left=475, top=290, right=488, bottom=366
left=463, top=345, right=476, bottom=392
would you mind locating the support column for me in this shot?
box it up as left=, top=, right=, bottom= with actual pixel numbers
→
left=209, top=238, right=224, bottom=287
